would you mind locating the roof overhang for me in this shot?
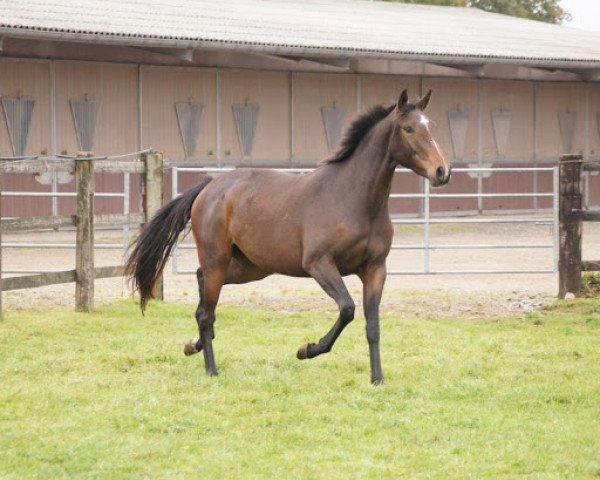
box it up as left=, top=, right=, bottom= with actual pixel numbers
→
left=0, top=32, right=595, bottom=83
left=3, top=26, right=600, bottom=70
left=3, top=0, right=600, bottom=84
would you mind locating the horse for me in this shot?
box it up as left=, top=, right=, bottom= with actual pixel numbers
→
left=125, top=89, right=450, bottom=384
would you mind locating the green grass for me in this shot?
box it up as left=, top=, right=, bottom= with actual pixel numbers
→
left=1, top=299, right=600, bottom=479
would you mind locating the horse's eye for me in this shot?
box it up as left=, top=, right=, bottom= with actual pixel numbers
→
left=403, top=126, right=414, bottom=134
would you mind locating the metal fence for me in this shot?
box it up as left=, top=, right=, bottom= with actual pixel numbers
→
left=169, top=165, right=560, bottom=276
left=0, top=161, right=560, bottom=277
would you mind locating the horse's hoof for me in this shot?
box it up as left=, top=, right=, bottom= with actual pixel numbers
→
left=183, top=338, right=201, bottom=356
left=296, top=343, right=310, bottom=360
left=371, top=377, right=384, bottom=386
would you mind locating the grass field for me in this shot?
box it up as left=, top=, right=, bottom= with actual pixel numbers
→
left=1, top=298, right=600, bottom=479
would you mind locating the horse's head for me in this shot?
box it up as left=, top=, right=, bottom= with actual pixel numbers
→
left=389, top=89, right=451, bottom=187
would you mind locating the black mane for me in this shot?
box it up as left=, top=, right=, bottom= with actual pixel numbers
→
left=322, top=103, right=396, bottom=164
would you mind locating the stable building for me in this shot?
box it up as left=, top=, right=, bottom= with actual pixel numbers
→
left=1, top=0, right=600, bottom=217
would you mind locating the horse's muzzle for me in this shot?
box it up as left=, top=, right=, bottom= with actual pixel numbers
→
left=432, top=165, right=451, bottom=187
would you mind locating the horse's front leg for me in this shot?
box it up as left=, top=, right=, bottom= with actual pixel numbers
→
left=359, top=262, right=386, bottom=385
left=297, top=256, right=355, bottom=360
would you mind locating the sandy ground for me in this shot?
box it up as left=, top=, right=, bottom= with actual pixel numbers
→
left=3, top=219, right=600, bottom=318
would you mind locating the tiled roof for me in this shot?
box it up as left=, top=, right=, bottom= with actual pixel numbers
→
left=2, top=0, right=600, bottom=66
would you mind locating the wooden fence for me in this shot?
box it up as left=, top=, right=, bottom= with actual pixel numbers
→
left=0, top=151, right=164, bottom=314
left=558, top=154, right=600, bottom=298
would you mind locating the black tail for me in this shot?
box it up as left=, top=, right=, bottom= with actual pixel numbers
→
left=125, top=175, right=212, bottom=312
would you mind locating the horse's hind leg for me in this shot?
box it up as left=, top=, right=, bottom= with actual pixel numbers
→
left=184, top=259, right=268, bottom=357
left=184, top=267, right=205, bottom=356
left=195, top=261, right=228, bottom=376
left=297, top=257, right=355, bottom=360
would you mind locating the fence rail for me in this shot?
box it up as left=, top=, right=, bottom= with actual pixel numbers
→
left=2, top=266, right=124, bottom=292
left=2, top=213, right=144, bottom=232
left=0, top=158, right=146, bottom=174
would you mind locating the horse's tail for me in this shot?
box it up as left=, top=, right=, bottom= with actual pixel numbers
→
left=125, top=175, right=213, bottom=312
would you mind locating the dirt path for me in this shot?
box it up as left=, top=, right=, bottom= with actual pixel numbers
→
left=3, top=220, right=599, bottom=318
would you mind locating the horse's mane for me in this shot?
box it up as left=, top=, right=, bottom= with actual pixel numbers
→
left=321, top=103, right=397, bottom=164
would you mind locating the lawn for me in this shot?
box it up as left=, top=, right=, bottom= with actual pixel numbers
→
left=1, top=299, right=599, bottom=479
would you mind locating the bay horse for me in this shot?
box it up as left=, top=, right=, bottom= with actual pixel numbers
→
left=125, top=90, right=450, bottom=384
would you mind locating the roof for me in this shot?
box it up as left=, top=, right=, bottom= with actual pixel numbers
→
left=2, top=0, right=600, bottom=67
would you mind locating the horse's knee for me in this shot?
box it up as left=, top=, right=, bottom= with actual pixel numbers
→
left=340, top=303, right=355, bottom=324
left=366, top=322, right=380, bottom=344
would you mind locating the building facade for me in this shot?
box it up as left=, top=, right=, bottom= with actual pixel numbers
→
left=1, top=0, right=600, bottom=216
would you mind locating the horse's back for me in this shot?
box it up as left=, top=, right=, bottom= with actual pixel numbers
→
left=197, top=168, right=309, bottom=215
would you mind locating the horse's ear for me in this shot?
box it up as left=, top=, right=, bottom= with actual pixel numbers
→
left=417, top=90, right=432, bottom=111
left=397, top=90, right=408, bottom=109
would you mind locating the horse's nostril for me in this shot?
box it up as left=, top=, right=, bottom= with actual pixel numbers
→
left=436, top=166, right=445, bottom=181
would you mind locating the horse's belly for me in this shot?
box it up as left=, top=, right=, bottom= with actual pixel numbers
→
left=242, top=245, right=307, bottom=277
left=232, top=223, right=307, bottom=277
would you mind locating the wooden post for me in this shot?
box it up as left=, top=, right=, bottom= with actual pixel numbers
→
left=558, top=154, right=583, bottom=299
left=142, top=151, right=164, bottom=300
left=75, top=152, right=95, bottom=311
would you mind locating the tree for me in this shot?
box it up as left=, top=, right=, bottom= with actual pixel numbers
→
left=386, top=0, right=569, bottom=24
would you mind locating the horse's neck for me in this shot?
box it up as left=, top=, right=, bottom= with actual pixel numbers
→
left=335, top=118, right=396, bottom=217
